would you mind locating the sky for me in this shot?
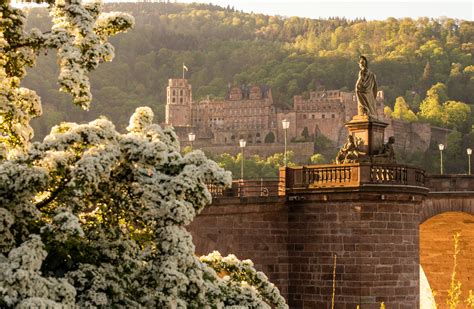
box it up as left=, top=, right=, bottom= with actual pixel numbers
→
left=179, top=0, right=473, bottom=20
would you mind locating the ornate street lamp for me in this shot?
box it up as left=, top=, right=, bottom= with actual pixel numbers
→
left=188, top=132, right=195, bottom=150
left=239, top=139, right=246, bottom=180
left=438, top=144, right=445, bottom=175
left=282, top=119, right=290, bottom=167
left=467, top=148, right=472, bottom=175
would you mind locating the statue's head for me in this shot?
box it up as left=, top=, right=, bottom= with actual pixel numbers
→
left=359, top=56, right=368, bottom=70
left=388, top=136, right=395, bottom=144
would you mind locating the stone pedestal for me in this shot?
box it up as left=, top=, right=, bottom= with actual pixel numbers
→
left=346, top=116, right=388, bottom=156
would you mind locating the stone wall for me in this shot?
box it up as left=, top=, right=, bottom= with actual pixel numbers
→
left=188, top=175, right=474, bottom=308
left=384, top=119, right=432, bottom=153
left=188, top=190, right=423, bottom=308
left=188, top=197, right=290, bottom=298
left=286, top=193, right=420, bottom=308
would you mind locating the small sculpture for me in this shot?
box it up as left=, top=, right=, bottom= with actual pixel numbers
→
left=373, top=136, right=396, bottom=163
left=335, top=135, right=366, bottom=164
left=356, top=56, right=378, bottom=119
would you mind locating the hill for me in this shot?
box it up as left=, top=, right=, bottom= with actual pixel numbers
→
left=22, top=2, right=474, bottom=139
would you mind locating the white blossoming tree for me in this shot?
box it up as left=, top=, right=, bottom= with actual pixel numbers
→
left=0, top=0, right=288, bottom=307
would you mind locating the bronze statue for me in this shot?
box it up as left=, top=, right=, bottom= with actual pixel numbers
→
left=335, top=135, right=366, bottom=164
left=356, top=56, right=378, bottom=119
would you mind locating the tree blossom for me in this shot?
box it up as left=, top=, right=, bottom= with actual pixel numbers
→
left=0, top=1, right=288, bottom=307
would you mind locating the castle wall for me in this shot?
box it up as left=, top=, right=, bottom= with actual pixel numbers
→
left=384, top=119, right=432, bottom=153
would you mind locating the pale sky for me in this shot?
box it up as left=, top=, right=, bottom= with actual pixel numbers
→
left=179, top=0, right=473, bottom=20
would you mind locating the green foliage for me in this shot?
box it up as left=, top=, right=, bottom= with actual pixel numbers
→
left=310, top=153, right=326, bottom=164
left=418, top=83, right=446, bottom=126
left=21, top=3, right=474, bottom=139
left=214, top=151, right=294, bottom=179
left=442, top=101, right=471, bottom=132
left=264, top=132, right=275, bottom=143
left=418, top=83, right=472, bottom=131
left=445, top=130, right=464, bottom=173
left=392, top=96, right=418, bottom=122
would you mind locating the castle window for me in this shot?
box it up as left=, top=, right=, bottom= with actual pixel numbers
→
left=332, top=114, right=335, bottom=118
left=312, top=114, right=315, bottom=119
left=173, top=90, right=176, bottom=95
left=180, top=98, right=183, bottom=103
left=172, top=98, right=176, bottom=103
left=180, top=90, right=183, bottom=95
left=303, top=114, right=307, bottom=119
left=322, top=114, right=325, bottom=119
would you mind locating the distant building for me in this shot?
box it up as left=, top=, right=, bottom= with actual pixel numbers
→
left=191, top=84, right=276, bottom=145
left=165, top=79, right=192, bottom=127
left=165, top=78, right=445, bottom=160
left=165, top=78, right=384, bottom=146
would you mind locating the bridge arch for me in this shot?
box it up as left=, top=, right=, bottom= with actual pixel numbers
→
left=420, top=211, right=474, bottom=306
left=420, top=195, right=474, bottom=224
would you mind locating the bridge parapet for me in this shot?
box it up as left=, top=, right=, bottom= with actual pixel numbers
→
left=207, top=178, right=284, bottom=199
left=282, top=163, right=426, bottom=194
left=425, top=174, right=474, bottom=192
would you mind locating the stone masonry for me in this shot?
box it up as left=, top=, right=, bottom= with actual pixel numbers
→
left=188, top=174, right=474, bottom=308
left=189, top=186, right=426, bottom=308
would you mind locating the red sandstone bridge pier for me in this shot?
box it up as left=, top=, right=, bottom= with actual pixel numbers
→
left=190, top=166, right=474, bottom=308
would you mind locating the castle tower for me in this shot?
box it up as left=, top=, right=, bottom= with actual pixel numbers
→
left=165, top=79, right=192, bottom=127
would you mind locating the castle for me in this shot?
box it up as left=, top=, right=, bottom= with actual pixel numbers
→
left=165, top=78, right=448, bottom=160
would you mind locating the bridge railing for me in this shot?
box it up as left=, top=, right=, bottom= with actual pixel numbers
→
left=425, top=174, right=474, bottom=192
left=207, top=164, right=426, bottom=199
left=282, top=163, right=425, bottom=193
left=207, top=177, right=284, bottom=199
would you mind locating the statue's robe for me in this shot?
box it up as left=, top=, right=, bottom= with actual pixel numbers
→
left=356, top=69, right=378, bottom=118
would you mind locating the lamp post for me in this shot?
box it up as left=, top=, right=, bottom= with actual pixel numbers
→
left=188, top=132, right=195, bottom=150
left=239, top=139, right=246, bottom=180
left=438, top=144, right=445, bottom=175
left=467, top=148, right=472, bottom=175
left=282, top=119, right=290, bottom=167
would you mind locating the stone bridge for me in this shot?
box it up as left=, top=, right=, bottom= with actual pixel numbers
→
left=188, top=164, right=474, bottom=309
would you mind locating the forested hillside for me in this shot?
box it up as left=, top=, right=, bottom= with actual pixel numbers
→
left=23, top=2, right=473, bottom=140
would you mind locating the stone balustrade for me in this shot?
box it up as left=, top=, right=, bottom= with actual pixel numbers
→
left=281, top=163, right=426, bottom=194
